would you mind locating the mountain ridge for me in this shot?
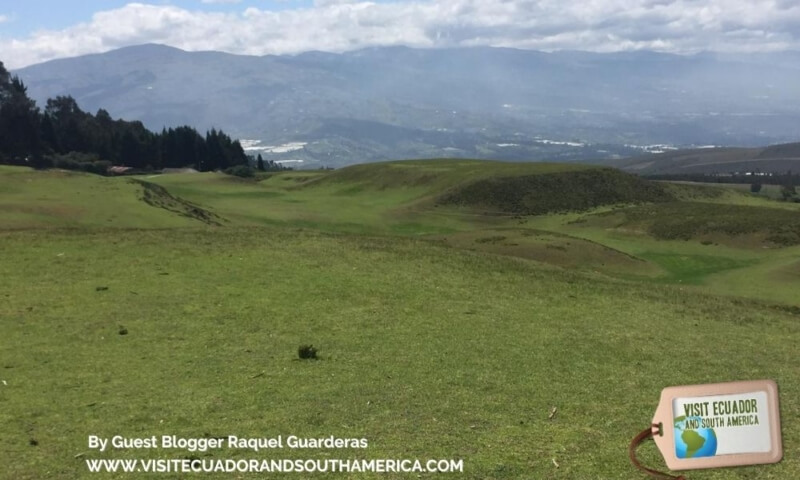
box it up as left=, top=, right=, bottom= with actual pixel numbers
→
left=611, top=142, right=800, bottom=175
left=13, top=44, right=800, bottom=168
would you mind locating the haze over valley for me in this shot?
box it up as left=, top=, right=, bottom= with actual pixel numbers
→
left=15, top=44, right=800, bottom=168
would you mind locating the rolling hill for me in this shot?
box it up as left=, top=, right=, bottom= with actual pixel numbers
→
left=2, top=161, right=800, bottom=479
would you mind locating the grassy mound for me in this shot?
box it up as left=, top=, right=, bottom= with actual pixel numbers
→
left=130, top=179, right=225, bottom=226
left=0, top=166, right=202, bottom=229
left=589, top=202, right=800, bottom=246
left=439, top=168, right=673, bottom=215
left=301, top=159, right=591, bottom=193
left=438, top=228, right=660, bottom=278
left=660, top=181, right=726, bottom=201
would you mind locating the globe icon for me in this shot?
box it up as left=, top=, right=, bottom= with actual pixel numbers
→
left=674, top=416, right=718, bottom=458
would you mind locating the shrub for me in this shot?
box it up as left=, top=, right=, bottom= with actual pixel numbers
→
left=298, top=345, right=318, bottom=360
left=224, top=165, right=255, bottom=178
left=47, top=152, right=111, bottom=175
left=30, top=155, right=53, bottom=169
left=82, top=160, right=112, bottom=175
left=475, top=235, right=507, bottom=244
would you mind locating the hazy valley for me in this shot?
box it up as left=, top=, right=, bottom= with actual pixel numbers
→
left=16, top=44, right=800, bottom=168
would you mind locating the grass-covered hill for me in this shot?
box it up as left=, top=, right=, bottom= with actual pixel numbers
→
left=0, top=165, right=224, bottom=229
left=438, top=167, right=674, bottom=215
left=582, top=202, right=800, bottom=246
left=2, top=159, right=799, bottom=479
left=299, top=159, right=591, bottom=190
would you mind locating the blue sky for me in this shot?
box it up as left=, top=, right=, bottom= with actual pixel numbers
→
left=1, top=1, right=799, bottom=69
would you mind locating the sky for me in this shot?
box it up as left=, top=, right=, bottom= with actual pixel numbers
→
left=1, top=0, right=799, bottom=69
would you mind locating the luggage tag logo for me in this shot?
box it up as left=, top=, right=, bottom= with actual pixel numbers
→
left=631, top=380, right=782, bottom=478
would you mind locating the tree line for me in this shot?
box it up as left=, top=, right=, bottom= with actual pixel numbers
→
left=0, top=60, right=280, bottom=174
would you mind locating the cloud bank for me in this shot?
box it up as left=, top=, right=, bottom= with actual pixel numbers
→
left=3, top=0, right=800, bottom=68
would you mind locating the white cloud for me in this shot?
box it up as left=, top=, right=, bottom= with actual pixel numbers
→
left=0, top=14, right=8, bottom=24
left=3, top=0, right=800, bottom=69
left=201, top=0, right=242, bottom=4
left=313, top=0, right=363, bottom=6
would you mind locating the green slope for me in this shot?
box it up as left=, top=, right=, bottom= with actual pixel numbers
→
left=439, top=167, right=673, bottom=215
left=4, top=161, right=798, bottom=303
left=1, top=228, right=798, bottom=480
left=149, top=160, right=605, bottom=234
left=0, top=166, right=217, bottom=230
left=2, top=160, right=799, bottom=480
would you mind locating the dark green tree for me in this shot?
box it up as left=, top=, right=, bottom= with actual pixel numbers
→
left=40, top=113, right=59, bottom=152
left=0, top=62, right=41, bottom=161
left=781, top=171, right=797, bottom=201
left=0, top=62, right=250, bottom=174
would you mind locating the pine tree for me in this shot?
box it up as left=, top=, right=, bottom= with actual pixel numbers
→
left=0, top=62, right=41, bottom=161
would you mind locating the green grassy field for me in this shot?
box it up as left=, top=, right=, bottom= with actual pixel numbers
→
left=665, top=181, right=790, bottom=202
left=1, top=162, right=798, bottom=479
left=0, top=167, right=209, bottom=230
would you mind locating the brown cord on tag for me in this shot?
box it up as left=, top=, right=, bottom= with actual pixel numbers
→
left=629, top=423, right=687, bottom=480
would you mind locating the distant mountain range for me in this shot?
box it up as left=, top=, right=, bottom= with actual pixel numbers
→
left=610, top=142, right=800, bottom=175
left=13, top=44, right=800, bottom=169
